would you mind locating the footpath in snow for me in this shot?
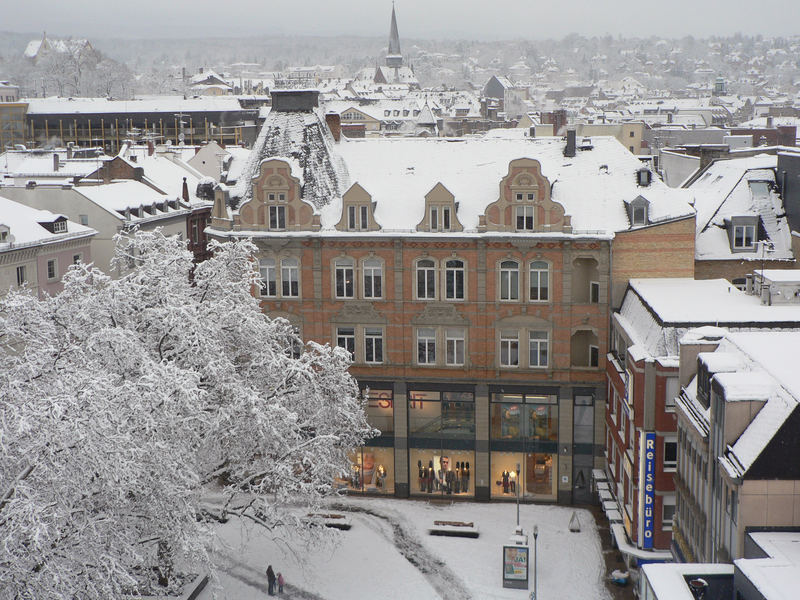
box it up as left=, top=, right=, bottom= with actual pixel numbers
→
left=198, top=497, right=611, bottom=600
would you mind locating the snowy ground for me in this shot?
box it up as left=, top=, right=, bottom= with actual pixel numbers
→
left=198, top=497, right=611, bottom=600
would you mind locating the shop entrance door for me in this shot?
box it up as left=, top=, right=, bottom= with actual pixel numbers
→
left=572, top=395, right=594, bottom=504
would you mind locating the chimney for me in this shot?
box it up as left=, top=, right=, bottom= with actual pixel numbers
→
left=667, top=112, right=673, bottom=124
left=147, top=140, right=155, bottom=156
left=199, top=67, right=204, bottom=74
left=325, top=112, right=341, bottom=142
left=678, top=328, right=724, bottom=389
left=564, top=129, right=576, bottom=157
left=53, top=152, right=59, bottom=172
left=182, top=177, right=189, bottom=203
left=766, top=116, right=774, bottom=128
left=66, top=142, right=74, bottom=160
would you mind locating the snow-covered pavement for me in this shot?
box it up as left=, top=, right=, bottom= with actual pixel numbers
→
left=198, top=497, right=611, bottom=600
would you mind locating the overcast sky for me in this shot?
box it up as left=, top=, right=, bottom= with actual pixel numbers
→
left=5, top=0, right=798, bottom=40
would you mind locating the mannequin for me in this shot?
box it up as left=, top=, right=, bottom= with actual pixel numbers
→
left=463, top=461, right=470, bottom=493
left=418, top=460, right=424, bottom=492
left=502, top=470, right=510, bottom=494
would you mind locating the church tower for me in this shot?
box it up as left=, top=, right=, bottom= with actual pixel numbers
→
left=385, top=4, right=403, bottom=68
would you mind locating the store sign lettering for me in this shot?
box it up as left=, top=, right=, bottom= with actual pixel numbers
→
left=642, top=432, right=656, bottom=549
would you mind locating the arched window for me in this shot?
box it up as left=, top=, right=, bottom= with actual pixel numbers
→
left=334, top=258, right=355, bottom=299
left=259, top=258, right=276, bottom=297
left=281, top=258, right=299, bottom=297
left=363, top=258, right=383, bottom=299
left=529, top=261, right=549, bottom=302
left=445, top=259, right=465, bottom=300
left=499, top=260, right=519, bottom=301
left=416, top=258, right=436, bottom=300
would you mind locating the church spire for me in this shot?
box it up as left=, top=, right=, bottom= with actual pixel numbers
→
left=386, top=3, right=403, bottom=67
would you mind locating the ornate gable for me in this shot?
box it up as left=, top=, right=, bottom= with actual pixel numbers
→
left=482, top=158, right=572, bottom=233
left=236, top=159, right=318, bottom=231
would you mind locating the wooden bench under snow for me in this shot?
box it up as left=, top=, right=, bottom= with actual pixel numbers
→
left=428, top=520, right=479, bottom=538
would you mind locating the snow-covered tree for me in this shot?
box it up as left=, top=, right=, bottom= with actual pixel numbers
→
left=0, top=231, right=374, bottom=599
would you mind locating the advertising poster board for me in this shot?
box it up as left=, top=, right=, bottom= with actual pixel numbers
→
left=502, top=545, right=529, bottom=589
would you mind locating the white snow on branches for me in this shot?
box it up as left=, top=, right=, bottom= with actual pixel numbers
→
left=0, top=230, right=374, bottom=600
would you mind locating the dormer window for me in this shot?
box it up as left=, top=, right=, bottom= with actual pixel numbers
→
left=0, top=226, right=9, bottom=243
left=626, top=195, right=650, bottom=228
left=733, top=225, right=755, bottom=249
left=637, top=168, right=652, bottom=187
left=53, top=221, right=67, bottom=233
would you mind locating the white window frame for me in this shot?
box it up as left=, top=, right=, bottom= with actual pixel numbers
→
left=500, top=330, right=520, bottom=367
left=268, top=205, right=286, bottom=230
left=416, top=258, right=437, bottom=300
left=515, top=205, right=534, bottom=231
left=417, top=327, right=436, bottom=365
left=445, top=258, right=465, bottom=301
left=430, top=206, right=439, bottom=231
left=347, top=205, right=357, bottom=230
left=445, top=327, right=465, bottom=366
left=363, top=258, right=383, bottom=299
left=499, top=260, right=520, bottom=301
left=662, top=495, right=676, bottom=530
left=364, top=327, right=384, bottom=364
left=16, top=265, right=26, bottom=286
left=46, top=258, right=57, bottom=281
left=663, top=439, right=678, bottom=471
left=529, top=260, right=549, bottom=302
left=334, top=258, right=355, bottom=299
left=72, top=253, right=82, bottom=265
left=733, top=224, right=755, bottom=249
left=52, top=220, right=67, bottom=233
left=281, top=258, right=299, bottom=298
left=336, top=326, right=355, bottom=358
left=259, top=258, right=277, bottom=297
left=442, top=206, right=451, bottom=231
left=528, top=330, right=549, bottom=368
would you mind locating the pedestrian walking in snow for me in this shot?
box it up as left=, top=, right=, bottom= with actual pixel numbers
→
left=266, top=564, right=276, bottom=596
left=277, top=572, right=285, bottom=594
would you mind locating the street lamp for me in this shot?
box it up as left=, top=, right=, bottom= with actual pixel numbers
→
left=515, top=462, right=521, bottom=527
left=533, top=525, right=539, bottom=600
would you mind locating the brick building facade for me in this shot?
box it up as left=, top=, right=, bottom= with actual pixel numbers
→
left=208, top=96, right=696, bottom=504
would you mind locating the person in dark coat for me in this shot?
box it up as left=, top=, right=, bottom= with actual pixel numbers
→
left=266, top=564, right=276, bottom=595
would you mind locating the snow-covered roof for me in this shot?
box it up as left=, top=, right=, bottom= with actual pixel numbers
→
left=23, top=96, right=247, bottom=115
left=714, top=332, right=800, bottom=478
left=735, top=532, right=800, bottom=600
left=232, top=108, right=348, bottom=210
left=318, top=135, right=693, bottom=233
left=641, top=563, right=734, bottom=600
left=616, top=278, right=800, bottom=361
left=688, top=155, right=793, bottom=261
left=123, top=148, right=207, bottom=206
left=0, top=150, right=104, bottom=179
left=74, top=181, right=188, bottom=221
left=0, top=195, right=95, bottom=249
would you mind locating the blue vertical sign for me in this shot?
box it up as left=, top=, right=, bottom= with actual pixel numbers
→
left=642, top=432, right=656, bottom=549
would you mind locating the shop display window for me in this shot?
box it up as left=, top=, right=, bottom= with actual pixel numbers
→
left=490, top=451, right=557, bottom=500
left=364, top=388, right=393, bottom=434
left=409, top=448, right=474, bottom=497
left=335, top=447, right=394, bottom=494
left=409, top=390, right=474, bottom=439
left=490, top=393, right=557, bottom=441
